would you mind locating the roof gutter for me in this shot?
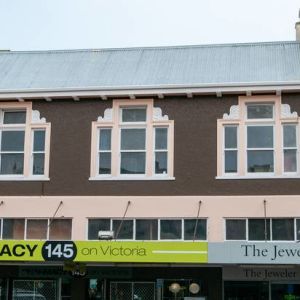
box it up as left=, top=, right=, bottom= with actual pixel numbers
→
left=0, top=81, right=300, bottom=100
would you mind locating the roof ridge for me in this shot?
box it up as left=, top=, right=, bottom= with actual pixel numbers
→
left=1, top=40, right=299, bottom=54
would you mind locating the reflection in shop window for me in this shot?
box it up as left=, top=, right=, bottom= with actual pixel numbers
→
left=160, top=220, right=182, bottom=240
left=135, top=219, right=158, bottom=240
left=26, top=219, right=48, bottom=240
left=184, top=219, right=207, bottom=240
left=49, top=219, right=72, bottom=240
left=2, top=219, right=25, bottom=239
left=248, top=219, right=270, bottom=241
left=113, top=220, right=134, bottom=239
left=272, top=219, right=294, bottom=241
left=225, top=219, right=246, bottom=240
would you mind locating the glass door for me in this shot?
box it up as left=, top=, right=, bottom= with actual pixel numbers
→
left=271, top=283, right=300, bottom=300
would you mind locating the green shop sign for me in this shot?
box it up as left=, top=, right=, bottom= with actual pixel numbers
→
left=0, top=240, right=208, bottom=264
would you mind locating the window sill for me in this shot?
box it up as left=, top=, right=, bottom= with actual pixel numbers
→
left=89, top=176, right=175, bottom=181
left=216, top=175, right=300, bottom=180
left=0, top=176, right=50, bottom=181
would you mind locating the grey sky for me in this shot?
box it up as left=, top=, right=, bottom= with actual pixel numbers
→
left=0, top=0, right=299, bottom=51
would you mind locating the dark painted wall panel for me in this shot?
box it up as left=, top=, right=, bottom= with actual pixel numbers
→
left=0, top=94, right=300, bottom=196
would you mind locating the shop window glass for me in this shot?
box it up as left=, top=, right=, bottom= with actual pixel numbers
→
left=248, top=219, right=270, bottom=241
left=184, top=219, right=207, bottom=240
left=272, top=218, right=294, bottom=241
left=135, top=219, right=158, bottom=240
left=88, top=219, right=110, bottom=240
left=2, top=219, right=25, bottom=239
left=49, top=219, right=72, bottom=240
left=26, top=219, right=48, bottom=240
left=112, top=220, right=133, bottom=239
left=160, top=220, right=182, bottom=240
left=226, top=219, right=246, bottom=240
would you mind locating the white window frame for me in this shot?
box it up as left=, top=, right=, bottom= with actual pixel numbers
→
left=217, top=95, right=300, bottom=179
left=90, top=99, right=174, bottom=180
left=0, top=102, right=51, bottom=181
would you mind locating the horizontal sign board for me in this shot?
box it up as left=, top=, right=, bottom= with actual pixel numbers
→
left=209, top=242, right=300, bottom=264
left=0, top=240, right=208, bottom=263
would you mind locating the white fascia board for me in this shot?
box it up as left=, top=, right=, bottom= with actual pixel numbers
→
left=0, top=81, right=300, bottom=100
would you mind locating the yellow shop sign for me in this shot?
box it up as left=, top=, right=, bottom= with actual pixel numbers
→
left=0, top=240, right=208, bottom=263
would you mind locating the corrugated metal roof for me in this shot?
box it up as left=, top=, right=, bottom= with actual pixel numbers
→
left=0, top=41, right=300, bottom=92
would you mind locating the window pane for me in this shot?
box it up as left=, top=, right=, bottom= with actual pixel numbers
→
left=184, top=219, right=207, bottom=240
left=32, top=153, right=44, bottom=175
left=3, top=111, right=26, bottom=124
left=225, top=126, right=237, bottom=149
left=99, top=129, right=111, bottom=151
left=26, top=219, right=47, bottom=239
left=88, top=219, right=110, bottom=240
left=136, top=219, right=158, bottom=240
left=33, top=130, right=45, bottom=151
left=160, top=220, right=182, bottom=239
left=155, top=128, right=168, bottom=150
left=247, top=126, right=273, bottom=148
left=122, top=108, right=146, bottom=122
left=296, top=219, right=300, bottom=241
left=121, top=129, right=146, bottom=150
left=2, top=219, right=25, bottom=239
left=120, top=152, right=145, bottom=174
left=284, top=149, right=297, bottom=172
left=226, top=219, right=246, bottom=240
left=247, top=150, right=274, bottom=173
left=247, top=104, right=273, bottom=119
left=113, top=220, right=133, bottom=239
left=155, top=152, right=167, bottom=174
left=272, top=219, right=294, bottom=241
left=225, top=151, right=237, bottom=173
left=99, top=153, right=111, bottom=174
left=248, top=219, right=270, bottom=241
left=284, top=125, right=297, bottom=147
left=1, top=131, right=25, bottom=151
left=0, top=153, right=24, bottom=174
left=49, top=219, right=72, bottom=240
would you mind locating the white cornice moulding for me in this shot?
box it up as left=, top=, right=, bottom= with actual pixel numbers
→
left=223, top=105, right=239, bottom=120
left=31, top=110, right=46, bottom=123
left=97, top=108, right=113, bottom=122
left=281, top=104, right=298, bottom=119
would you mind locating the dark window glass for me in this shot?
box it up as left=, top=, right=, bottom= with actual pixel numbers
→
left=99, top=129, right=111, bottom=150
left=184, top=219, right=206, bottom=240
left=2, top=219, right=25, bottom=239
left=226, top=219, right=246, bottom=240
left=33, top=130, right=45, bottom=151
left=3, top=111, right=26, bottom=124
left=225, top=151, right=237, bottom=173
left=113, top=220, right=133, bottom=239
left=155, top=128, right=168, bottom=150
left=248, top=219, right=270, bottom=241
left=272, top=219, right=294, bottom=241
left=247, top=104, right=273, bottom=119
left=160, top=220, right=182, bottom=239
left=247, top=150, right=274, bottom=173
left=136, top=219, right=158, bottom=240
left=99, top=153, right=111, bottom=174
left=33, top=153, right=44, bottom=175
left=49, top=219, right=72, bottom=240
left=1, top=131, right=25, bottom=151
left=284, top=125, right=297, bottom=147
left=225, top=126, right=237, bottom=148
left=297, top=219, right=300, bottom=241
left=120, top=152, right=146, bottom=174
left=121, top=129, right=146, bottom=150
left=122, top=108, right=146, bottom=122
left=247, top=126, right=273, bottom=148
left=155, top=152, right=167, bottom=174
left=88, top=219, right=110, bottom=240
left=26, top=219, right=48, bottom=239
left=0, top=153, right=24, bottom=174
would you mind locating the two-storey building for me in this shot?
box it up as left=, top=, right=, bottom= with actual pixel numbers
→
left=0, top=18, right=300, bottom=300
